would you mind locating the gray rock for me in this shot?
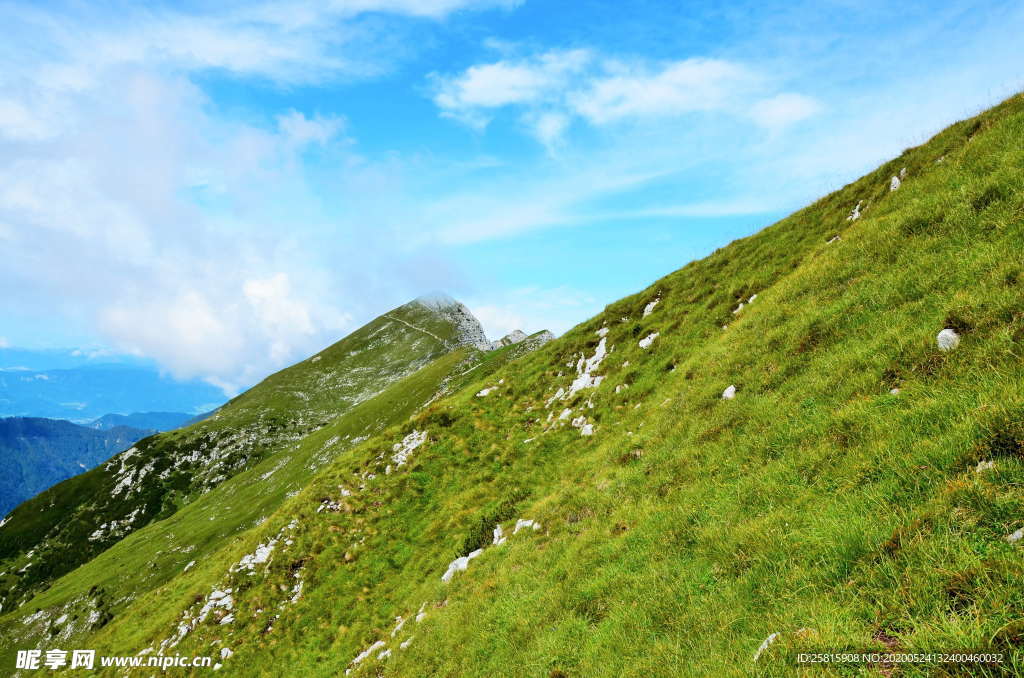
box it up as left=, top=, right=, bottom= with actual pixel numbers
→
left=936, top=328, right=960, bottom=352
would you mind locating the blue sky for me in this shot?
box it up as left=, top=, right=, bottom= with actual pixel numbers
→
left=1, top=0, right=1022, bottom=394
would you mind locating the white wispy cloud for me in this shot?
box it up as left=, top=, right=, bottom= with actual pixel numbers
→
left=749, top=93, right=824, bottom=130
left=431, top=48, right=592, bottom=127
left=568, top=58, right=759, bottom=124
left=0, top=0, right=511, bottom=393
left=277, top=110, right=348, bottom=147
left=430, top=49, right=822, bottom=142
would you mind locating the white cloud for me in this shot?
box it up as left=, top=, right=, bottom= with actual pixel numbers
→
left=0, top=100, right=56, bottom=141
left=429, top=163, right=675, bottom=244
left=0, top=337, right=9, bottom=349
left=100, top=276, right=352, bottom=395
left=245, top=0, right=522, bottom=28
left=569, top=58, right=757, bottom=124
left=749, top=93, right=823, bottom=129
left=526, top=111, right=571, bottom=151
left=432, top=49, right=592, bottom=127
left=277, top=110, right=348, bottom=147
left=2, top=1, right=520, bottom=90
left=469, top=286, right=599, bottom=338
left=0, top=1, right=507, bottom=393
left=431, top=49, right=821, bottom=143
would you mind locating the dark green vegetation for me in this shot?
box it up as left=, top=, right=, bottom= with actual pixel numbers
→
left=0, top=418, right=150, bottom=515
left=2, top=94, right=1024, bottom=677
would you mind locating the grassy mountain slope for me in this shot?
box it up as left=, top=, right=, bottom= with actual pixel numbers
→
left=6, top=94, right=1024, bottom=677
left=0, top=297, right=504, bottom=614
left=0, top=327, right=552, bottom=669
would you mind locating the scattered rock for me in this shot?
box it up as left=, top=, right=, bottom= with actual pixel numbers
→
left=571, top=415, right=594, bottom=436
left=548, top=336, right=608, bottom=406
left=476, top=386, right=497, bottom=397
left=513, top=519, right=541, bottom=534
left=643, top=298, right=660, bottom=317
left=639, top=333, right=659, bottom=349
left=722, top=385, right=737, bottom=400
left=889, top=388, right=900, bottom=395
left=492, top=525, right=506, bottom=546
left=1007, top=528, right=1024, bottom=544
left=391, top=430, right=427, bottom=468
left=441, top=549, right=484, bottom=582
left=753, top=632, right=780, bottom=662
left=846, top=200, right=863, bottom=221
left=975, top=460, right=995, bottom=473
left=348, top=640, right=386, bottom=673
left=936, top=328, right=960, bottom=352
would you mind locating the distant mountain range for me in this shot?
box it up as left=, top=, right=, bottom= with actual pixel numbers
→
left=0, top=349, right=224, bottom=422
left=0, top=418, right=153, bottom=515
left=88, top=411, right=197, bottom=431
left=0, top=411, right=202, bottom=516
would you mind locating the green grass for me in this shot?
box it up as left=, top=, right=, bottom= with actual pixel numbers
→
left=4, top=94, right=1024, bottom=677
left=0, top=297, right=483, bottom=609
left=0, top=303, right=540, bottom=664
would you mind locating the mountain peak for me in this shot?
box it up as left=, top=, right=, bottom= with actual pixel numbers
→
left=413, top=291, right=459, bottom=311
left=489, top=329, right=528, bottom=350
left=408, top=292, right=491, bottom=351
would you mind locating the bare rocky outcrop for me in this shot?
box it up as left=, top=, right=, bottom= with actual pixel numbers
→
left=414, top=293, right=492, bottom=351
left=489, top=330, right=528, bottom=350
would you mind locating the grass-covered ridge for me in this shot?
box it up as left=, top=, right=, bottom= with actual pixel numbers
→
left=6, top=93, right=1024, bottom=677
left=0, top=297, right=516, bottom=629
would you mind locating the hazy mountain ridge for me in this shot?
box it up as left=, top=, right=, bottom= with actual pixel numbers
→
left=0, top=418, right=151, bottom=516
left=88, top=412, right=194, bottom=432
left=2, top=94, right=1024, bottom=675
left=0, top=361, right=223, bottom=422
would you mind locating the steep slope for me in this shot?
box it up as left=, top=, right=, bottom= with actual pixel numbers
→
left=5, top=93, right=1024, bottom=677
left=0, top=418, right=150, bottom=515
left=0, top=296, right=503, bottom=614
